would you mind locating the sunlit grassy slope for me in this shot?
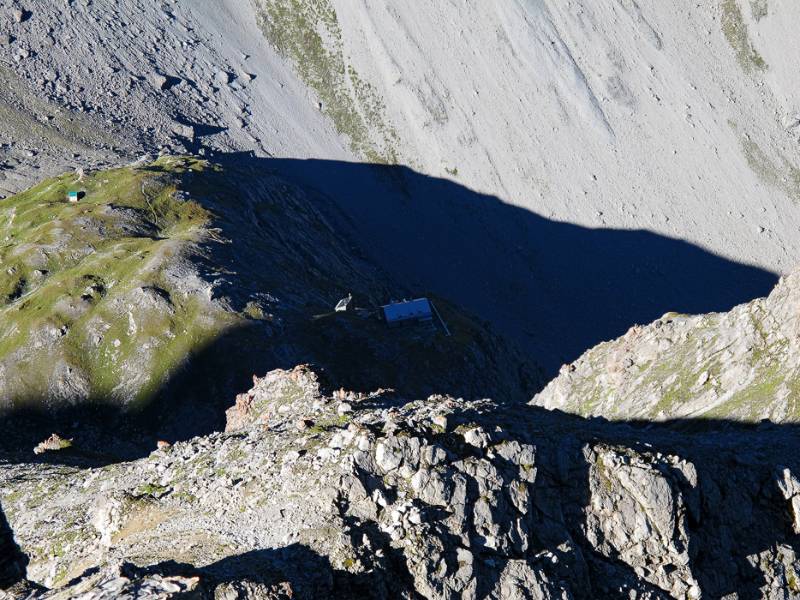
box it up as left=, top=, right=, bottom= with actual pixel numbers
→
left=0, top=156, right=238, bottom=411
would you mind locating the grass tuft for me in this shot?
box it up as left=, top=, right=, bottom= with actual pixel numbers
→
left=721, top=0, right=767, bottom=73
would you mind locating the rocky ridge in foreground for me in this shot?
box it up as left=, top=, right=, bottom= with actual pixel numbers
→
left=3, top=365, right=800, bottom=599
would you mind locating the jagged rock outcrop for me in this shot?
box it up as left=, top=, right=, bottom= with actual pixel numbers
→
left=224, top=365, right=324, bottom=433
left=585, top=446, right=700, bottom=598
left=3, top=367, right=800, bottom=598
left=533, top=269, right=800, bottom=422
left=37, top=562, right=202, bottom=600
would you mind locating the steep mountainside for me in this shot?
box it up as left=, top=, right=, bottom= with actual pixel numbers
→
left=250, top=0, right=800, bottom=367
left=3, top=2, right=800, bottom=599
left=0, top=0, right=349, bottom=197
left=254, top=0, right=800, bottom=261
left=532, top=270, right=800, bottom=422
left=2, top=1, right=797, bottom=371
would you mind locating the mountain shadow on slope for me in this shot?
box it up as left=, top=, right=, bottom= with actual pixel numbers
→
left=0, top=501, right=27, bottom=590
left=107, top=542, right=416, bottom=599
left=0, top=153, right=778, bottom=464
left=254, top=155, right=778, bottom=374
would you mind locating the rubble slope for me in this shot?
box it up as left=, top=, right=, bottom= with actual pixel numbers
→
left=251, top=0, right=800, bottom=367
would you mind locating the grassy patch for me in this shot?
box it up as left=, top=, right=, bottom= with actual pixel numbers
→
left=739, top=136, right=800, bottom=203
left=254, top=0, right=399, bottom=163
left=137, top=483, right=171, bottom=498
left=721, top=0, right=767, bottom=73
left=788, top=567, right=800, bottom=593
left=750, top=0, right=768, bottom=21
left=595, top=454, right=614, bottom=492
left=0, top=157, right=242, bottom=411
left=307, top=413, right=352, bottom=436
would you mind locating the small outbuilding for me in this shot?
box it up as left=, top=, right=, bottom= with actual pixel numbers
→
left=335, top=293, right=354, bottom=312
left=381, top=298, right=433, bottom=326
left=67, top=191, right=79, bottom=203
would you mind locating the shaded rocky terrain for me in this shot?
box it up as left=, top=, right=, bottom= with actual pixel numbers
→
left=4, top=365, right=800, bottom=599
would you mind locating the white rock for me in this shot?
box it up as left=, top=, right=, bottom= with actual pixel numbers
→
left=463, top=426, right=489, bottom=449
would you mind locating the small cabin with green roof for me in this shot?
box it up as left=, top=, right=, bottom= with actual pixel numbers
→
left=67, top=191, right=79, bottom=203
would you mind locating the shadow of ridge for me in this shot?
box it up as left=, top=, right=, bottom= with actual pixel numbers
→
left=223, top=153, right=779, bottom=375
left=0, top=149, right=788, bottom=594
left=0, top=501, right=27, bottom=590
left=0, top=151, right=779, bottom=457
left=0, top=300, right=536, bottom=468
left=126, top=544, right=403, bottom=600
left=0, top=322, right=282, bottom=466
